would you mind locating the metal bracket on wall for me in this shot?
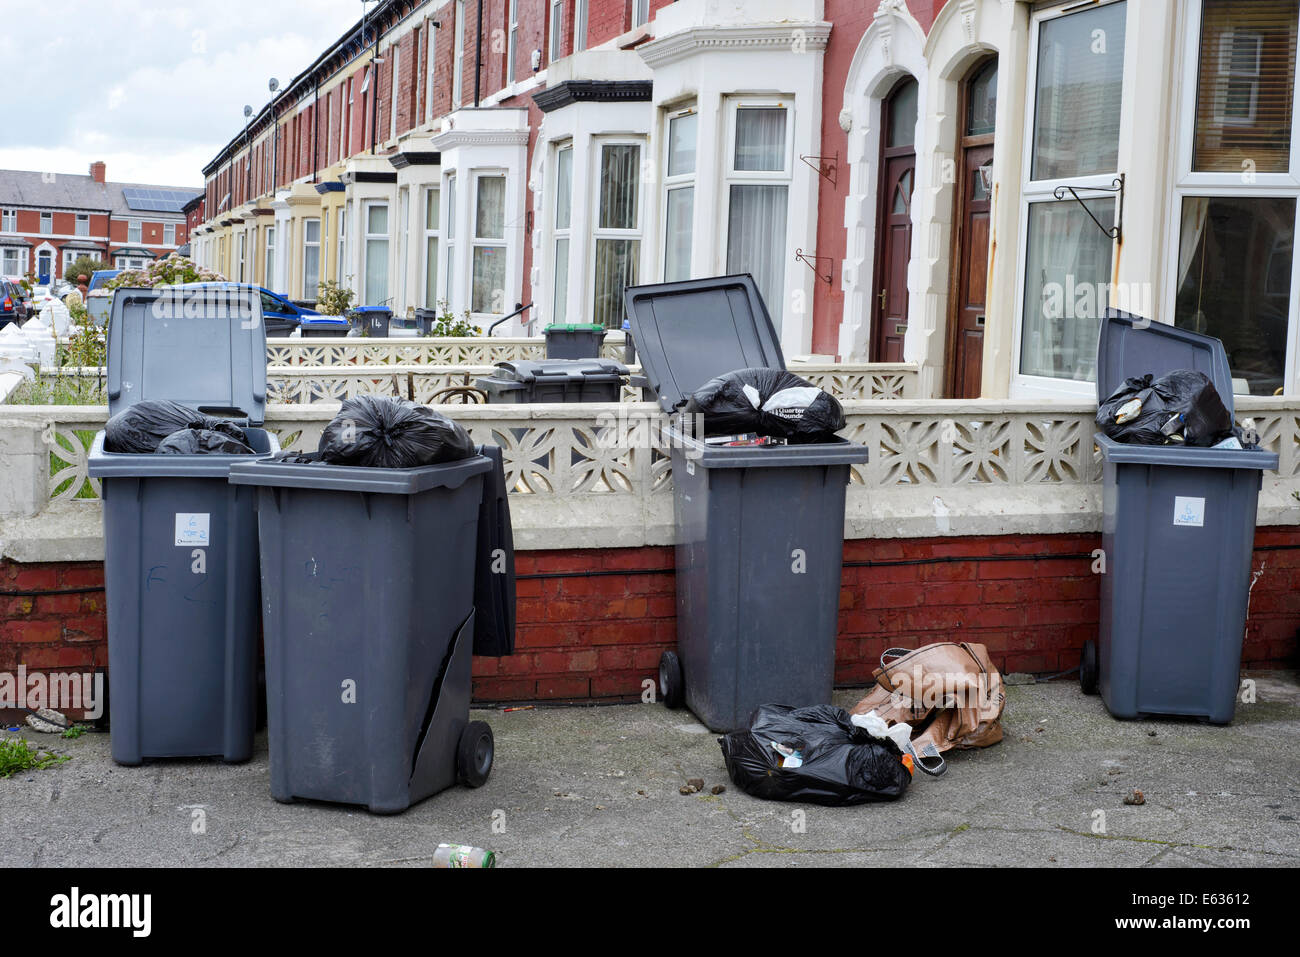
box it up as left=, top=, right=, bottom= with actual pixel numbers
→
left=794, top=248, right=833, bottom=285
left=1052, top=174, right=1124, bottom=243
left=799, top=151, right=838, bottom=186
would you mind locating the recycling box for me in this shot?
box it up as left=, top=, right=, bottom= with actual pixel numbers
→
left=626, top=276, right=867, bottom=732
left=1086, top=311, right=1278, bottom=724
left=87, top=285, right=279, bottom=764
left=544, top=322, right=607, bottom=359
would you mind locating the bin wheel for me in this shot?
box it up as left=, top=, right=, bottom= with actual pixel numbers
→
left=659, top=651, right=684, bottom=709
left=457, top=721, right=494, bottom=788
left=1080, top=640, right=1099, bottom=695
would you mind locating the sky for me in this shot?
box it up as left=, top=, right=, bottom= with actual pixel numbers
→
left=0, top=0, right=369, bottom=188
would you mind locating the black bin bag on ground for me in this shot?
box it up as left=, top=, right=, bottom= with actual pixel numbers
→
left=718, top=704, right=912, bottom=806
left=156, top=428, right=255, bottom=455
left=684, top=368, right=846, bottom=442
left=317, top=395, right=476, bottom=468
left=1096, top=369, right=1233, bottom=447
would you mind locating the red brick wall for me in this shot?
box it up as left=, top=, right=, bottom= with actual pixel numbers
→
left=7, top=529, right=1295, bottom=711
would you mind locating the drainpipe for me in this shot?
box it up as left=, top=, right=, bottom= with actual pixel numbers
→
left=474, top=0, right=483, bottom=107
left=369, top=12, right=380, bottom=154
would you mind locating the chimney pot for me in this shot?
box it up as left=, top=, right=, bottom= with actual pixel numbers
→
left=89, top=161, right=106, bottom=184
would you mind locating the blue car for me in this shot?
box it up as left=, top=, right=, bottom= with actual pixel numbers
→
left=176, top=283, right=322, bottom=336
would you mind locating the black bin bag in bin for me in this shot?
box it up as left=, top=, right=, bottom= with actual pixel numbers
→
left=1096, top=369, right=1233, bottom=447
left=104, top=399, right=210, bottom=453
left=156, top=428, right=255, bottom=455
left=318, top=394, right=476, bottom=468
left=684, top=367, right=846, bottom=442
left=718, top=704, right=912, bottom=806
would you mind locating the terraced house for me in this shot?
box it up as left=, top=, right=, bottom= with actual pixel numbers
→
left=0, top=163, right=201, bottom=282
left=192, top=0, right=1299, bottom=399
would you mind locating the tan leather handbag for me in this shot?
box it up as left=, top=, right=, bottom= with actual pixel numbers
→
left=850, top=642, right=1006, bottom=776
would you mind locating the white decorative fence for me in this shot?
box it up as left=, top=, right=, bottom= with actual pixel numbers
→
left=3, top=397, right=1298, bottom=561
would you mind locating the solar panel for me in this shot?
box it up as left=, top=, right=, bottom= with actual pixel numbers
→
left=121, top=187, right=201, bottom=213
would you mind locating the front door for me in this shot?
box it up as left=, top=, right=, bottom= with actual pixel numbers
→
left=871, top=77, right=918, bottom=363
left=946, top=57, right=998, bottom=398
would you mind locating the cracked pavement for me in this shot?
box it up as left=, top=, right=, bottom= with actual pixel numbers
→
left=3, top=674, right=1298, bottom=867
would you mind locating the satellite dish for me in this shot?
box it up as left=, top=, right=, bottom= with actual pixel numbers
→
left=269, top=78, right=280, bottom=93
left=243, top=105, right=253, bottom=118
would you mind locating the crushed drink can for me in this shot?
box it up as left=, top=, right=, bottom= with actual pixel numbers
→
left=433, top=843, right=496, bottom=868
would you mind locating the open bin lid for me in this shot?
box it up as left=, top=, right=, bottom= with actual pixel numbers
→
left=624, top=274, right=784, bottom=413
left=106, top=284, right=268, bottom=424
left=1096, top=308, right=1237, bottom=417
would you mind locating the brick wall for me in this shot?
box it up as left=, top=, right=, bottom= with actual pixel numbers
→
left=5, top=529, right=1297, bottom=712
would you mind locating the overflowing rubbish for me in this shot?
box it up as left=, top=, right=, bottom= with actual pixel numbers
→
left=685, top=367, right=846, bottom=443
left=850, top=642, right=1006, bottom=776
left=1096, top=370, right=1234, bottom=447
left=718, top=704, right=912, bottom=806
left=433, top=844, right=497, bottom=868
left=314, top=395, right=476, bottom=468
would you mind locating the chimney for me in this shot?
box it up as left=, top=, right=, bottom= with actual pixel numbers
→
left=89, top=161, right=106, bottom=184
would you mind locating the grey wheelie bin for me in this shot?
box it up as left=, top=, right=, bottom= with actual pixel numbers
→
left=227, top=444, right=516, bottom=814
left=625, top=275, right=868, bottom=732
left=1082, top=310, right=1278, bottom=724
left=475, top=358, right=628, bottom=403
left=544, top=322, right=607, bottom=358
left=87, top=285, right=279, bottom=764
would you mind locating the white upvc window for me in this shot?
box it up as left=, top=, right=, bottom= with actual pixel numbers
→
left=362, top=201, right=390, bottom=305
left=389, top=42, right=400, bottom=141
left=453, top=0, right=466, bottom=109
left=303, top=217, right=321, bottom=299
left=1, top=247, right=21, bottom=276
left=40, top=212, right=52, bottom=235
left=423, top=186, right=440, bottom=308
left=574, top=0, right=587, bottom=53
left=506, top=0, right=519, bottom=84
left=236, top=231, right=246, bottom=282
left=426, top=23, right=437, bottom=125
left=397, top=187, right=410, bottom=310
left=592, top=139, right=644, bottom=328
left=472, top=173, right=507, bottom=314
left=722, top=99, right=794, bottom=328
left=75, top=214, right=89, bottom=237
left=445, top=174, right=458, bottom=306
left=662, top=105, right=697, bottom=282
left=336, top=208, right=347, bottom=284
left=552, top=143, right=573, bottom=322
left=0, top=209, right=15, bottom=232
left=128, top=219, right=142, bottom=244
left=1165, top=0, right=1300, bottom=396
left=549, top=0, right=564, bottom=65
left=632, top=0, right=649, bottom=28
left=265, top=225, right=276, bottom=290
left=344, top=78, right=353, bottom=156
left=1013, top=0, right=1127, bottom=397
left=63, top=249, right=78, bottom=273
left=164, top=223, right=176, bottom=246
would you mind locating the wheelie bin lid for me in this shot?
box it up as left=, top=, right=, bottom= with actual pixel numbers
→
left=1096, top=308, right=1237, bottom=417
left=106, top=284, right=268, bottom=424
left=490, top=358, right=628, bottom=383
left=623, top=274, right=784, bottom=413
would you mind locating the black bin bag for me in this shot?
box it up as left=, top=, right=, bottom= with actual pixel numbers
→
left=317, top=395, right=476, bottom=468
left=718, top=704, right=912, bottom=806
left=1096, top=369, right=1233, bottom=446
left=684, top=368, right=846, bottom=442
left=156, top=428, right=255, bottom=455
left=104, top=400, right=210, bottom=453
left=471, top=445, right=516, bottom=657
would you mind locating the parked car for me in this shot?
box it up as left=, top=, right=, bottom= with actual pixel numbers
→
left=178, top=282, right=321, bottom=336
left=1, top=278, right=29, bottom=327
left=84, top=270, right=121, bottom=326
left=87, top=269, right=121, bottom=293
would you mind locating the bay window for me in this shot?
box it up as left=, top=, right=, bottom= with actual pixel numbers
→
left=472, top=174, right=507, bottom=314
left=303, top=218, right=321, bottom=299
left=553, top=145, right=573, bottom=322
left=363, top=202, right=389, bottom=305
left=1170, top=0, right=1300, bottom=396
left=592, top=142, right=642, bottom=328
left=445, top=176, right=457, bottom=306
left=424, top=187, right=440, bottom=308
left=1016, top=0, right=1126, bottom=390
left=724, top=102, right=792, bottom=327
left=336, top=208, right=346, bottom=284
left=662, top=107, right=697, bottom=281
left=265, top=225, right=276, bottom=290
left=1, top=247, right=21, bottom=276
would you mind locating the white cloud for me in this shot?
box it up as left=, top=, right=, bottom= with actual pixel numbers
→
left=0, top=0, right=365, bottom=186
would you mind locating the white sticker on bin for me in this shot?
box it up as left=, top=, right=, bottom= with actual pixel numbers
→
left=175, top=513, right=211, bottom=547
left=1172, top=496, right=1205, bottom=528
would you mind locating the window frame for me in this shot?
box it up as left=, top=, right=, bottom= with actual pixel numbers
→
left=40, top=212, right=53, bottom=235
left=361, top=200, right=391, bottom=306
left=265, top=224, right=276, bottom=290
left=0, top=209, right=14, bottom=232
left=127, top=219, right=142, bottom=244
left=549, top=0, right=565, bottom=65
left=661, top=103, right=698, bottom=282
left=590, top=137, right=647, bottom=329
left=163, top=223, right=176, bottom=246
left=470, top=171, right=508, bottom=316
left=1010, top=0, right=1129, bottom=399
left=443, top=173, right=457, bottom=307
left=75, top=214, right=90, bottom=238
left=506, top=0, right=519, bottom=85
left=422, top=186, right=441, bottom=309
left=302, top=217, right=322, bottom=300
left=453, top=0, right=466, bottom=109
left=1161, top=0, right=1300, bottom=396
left=552, top=141, right=574, bottom=323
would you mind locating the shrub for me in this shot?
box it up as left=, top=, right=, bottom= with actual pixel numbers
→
left=315, top=279, right=356, bottom=316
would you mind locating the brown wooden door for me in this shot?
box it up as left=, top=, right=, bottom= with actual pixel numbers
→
left=950, top=144, right=993, bottom=397
left=871, top=78, right=918, bottom=364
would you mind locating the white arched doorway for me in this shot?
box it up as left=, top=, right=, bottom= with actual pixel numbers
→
left=837, top=0, right=928, bottom=364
